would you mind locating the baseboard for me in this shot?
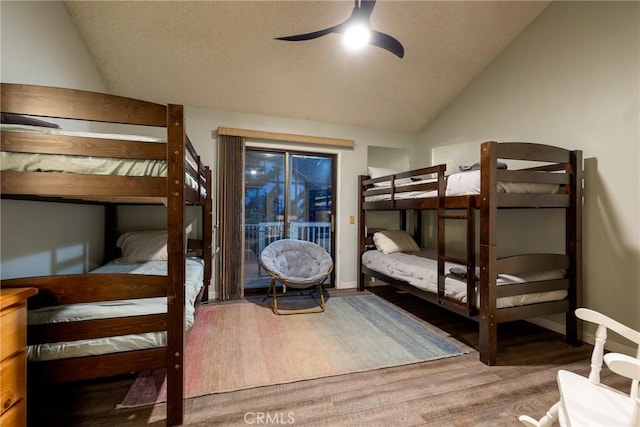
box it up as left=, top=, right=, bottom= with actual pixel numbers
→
left=527, top=317, right=565, bottom=335
left=337, top=280, right=357, bottom=290
left=527, top=317, right=636, bottom=356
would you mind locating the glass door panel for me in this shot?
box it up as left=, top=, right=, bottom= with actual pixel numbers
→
left=244, top=151, right=285, bottom=289
left=244, top=149, right=335, bottom=290
left=288, top=155, right=333, bottom=256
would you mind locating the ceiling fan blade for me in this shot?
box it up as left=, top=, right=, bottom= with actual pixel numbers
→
left=276, top=1, right=405, bottom=59
left=275, top=24, right=342, bottom=42
left=369, top=30, right=405, bottom=58
left=359, top=0, right=376, bottom=19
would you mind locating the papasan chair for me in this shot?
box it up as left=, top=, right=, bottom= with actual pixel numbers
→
left=260, top=238, right=333, bottom=315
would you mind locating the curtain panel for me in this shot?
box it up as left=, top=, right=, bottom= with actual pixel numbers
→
left=217, top=135, right=245, bottom=300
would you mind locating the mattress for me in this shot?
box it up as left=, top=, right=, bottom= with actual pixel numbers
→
left=0, top=124, right=205, bottom=196
left=362, top=250, right=567, bottom=308
left=26, top=257, right=205, bottom=362
left=364, top=170, right=559, bottom=202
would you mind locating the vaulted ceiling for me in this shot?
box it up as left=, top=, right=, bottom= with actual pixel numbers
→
left=65, top=1, right=549, bottom=133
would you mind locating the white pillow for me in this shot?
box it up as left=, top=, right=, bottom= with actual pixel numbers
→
left=367, top=166, right=412, bottom=187
left=368, top=166, right=397, bottom=179
left=116, top=230, right=168, bottom=262
left=373, top=230, right=420, bottom=254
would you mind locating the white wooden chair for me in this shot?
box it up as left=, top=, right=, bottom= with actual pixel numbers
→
left=519, top=308, right=640, bottom=427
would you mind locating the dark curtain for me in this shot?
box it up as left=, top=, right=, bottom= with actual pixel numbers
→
left=217, top=134, right=245, bottom=300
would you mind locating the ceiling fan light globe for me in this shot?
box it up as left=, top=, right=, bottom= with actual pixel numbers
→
left=343, top=23, right=370, bottom=50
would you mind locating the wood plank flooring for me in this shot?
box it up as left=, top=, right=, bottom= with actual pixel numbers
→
left=27, top=287, right=625, bottom=426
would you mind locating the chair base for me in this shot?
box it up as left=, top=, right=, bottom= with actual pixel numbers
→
left=518, top=402, right=560, bottom=427
left=263, top=279, right=326, bottom=315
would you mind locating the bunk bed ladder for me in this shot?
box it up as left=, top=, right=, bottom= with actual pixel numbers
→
left=437, top=199, right=476, bottom=314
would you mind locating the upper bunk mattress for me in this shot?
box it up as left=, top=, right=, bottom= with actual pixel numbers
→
left=364, top=170, right=560, bottom=202
left=0, top=124, right=204, bottom=194
left=362, top=250, right=567, bottom=308
left=26, top=257, right=204, bottom=362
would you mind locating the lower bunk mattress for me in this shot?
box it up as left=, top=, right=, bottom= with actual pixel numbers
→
left=362, top=250, right=567, bottom=308
left=26, top=257, right=204, bottom=362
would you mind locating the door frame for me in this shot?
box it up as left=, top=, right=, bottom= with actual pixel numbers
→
left=243, top=146, right=337, bottom=290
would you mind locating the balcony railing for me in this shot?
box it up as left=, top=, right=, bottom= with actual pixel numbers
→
left=245, top=221, right=332, bottom=261
left=243, top=221, right=332, bottom=287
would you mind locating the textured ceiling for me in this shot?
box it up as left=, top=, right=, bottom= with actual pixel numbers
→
left=65, top=1, right=549, bottom=133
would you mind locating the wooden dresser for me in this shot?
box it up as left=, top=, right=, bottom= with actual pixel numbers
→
left=1, top=287, right=37, bottom=427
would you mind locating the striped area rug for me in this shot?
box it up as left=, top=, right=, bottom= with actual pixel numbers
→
left=119, top=294, right=465, bottom=407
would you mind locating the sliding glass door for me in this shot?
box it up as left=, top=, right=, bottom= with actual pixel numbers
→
left=244, top=148, right=335, bottom=290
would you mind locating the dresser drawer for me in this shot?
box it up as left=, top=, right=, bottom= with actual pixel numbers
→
left=0, top=288, right=36, bottom=427
left=0, top=305, right=27, bottom=361
left=0, top=397, right=26, bottom=427
left=0, top=351, right=26, bottom=418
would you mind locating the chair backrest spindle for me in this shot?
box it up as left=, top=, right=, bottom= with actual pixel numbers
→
left=589, top=323, right=607, bottom=384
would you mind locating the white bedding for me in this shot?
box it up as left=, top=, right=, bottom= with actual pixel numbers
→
left=364, top=170, right=559, bottom=202
left=27, top=257, right=205, bottom=362
left=362, top=250, right=567, bottom=308
left=0, top=124, right=205, bottom=196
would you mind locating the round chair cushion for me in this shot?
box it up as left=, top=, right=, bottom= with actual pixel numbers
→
left=260, top=239, right=333, bottom=287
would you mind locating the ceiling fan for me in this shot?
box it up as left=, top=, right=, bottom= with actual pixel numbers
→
left=275, top=0, right=405, bottom=59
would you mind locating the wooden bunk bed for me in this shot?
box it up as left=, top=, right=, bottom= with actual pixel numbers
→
left=0, top=83, right=213, bottom=426
left=358, top=141, right=583, bottom=365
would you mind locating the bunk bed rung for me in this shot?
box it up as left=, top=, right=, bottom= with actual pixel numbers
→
left=28, top=313, right=168, bottom=344
left=438, top=296, right=467, bottom=309
left=496, top=253, right=569, bottom=275
left=440, top=255, right=468, bottom=265
left=1, top=131, right=167, bottom=159
left=439, top=214, right=469, bottom=220
left=496, top=169, right=570, bottom=185
left=10, top=274, right=168, bottom=306
left=0, top=83, right=168, bottom=126
left=496, top=300, right=570, bottom=323
left=497, top=193, right=571, bottom=208
left=495, top=278, right=569, bottom=299
left=29, top=347, right=168, bottom=383
left=1, top=171, right=167, bottom=199
left=430, top=294, right=478, bottom=318
left=495, top=142, right=572, bottom=164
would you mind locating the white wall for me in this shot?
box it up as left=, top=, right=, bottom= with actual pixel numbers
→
left=0, top=1, right=109, bottom=278
left=419, top=1, right=640, bottom=336
left=0, top=1, right=107, bottom=90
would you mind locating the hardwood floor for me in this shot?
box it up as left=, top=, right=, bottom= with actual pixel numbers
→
left=27, top=287, right=624, bottom=426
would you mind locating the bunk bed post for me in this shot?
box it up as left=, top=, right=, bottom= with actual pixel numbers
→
left=414, top=209, right=423, bottom=247
left=479, top=141, right=499, bottom=365
left=565, top=150, right=583, bottom=345
left=399, top=210, right=407, bottom=231
left=104, top=204, right=119, bottom=264
left=202, top=166, right=213, bottom=302
left=437, top=166, right=446, bottom=301
left=466, top=202, right=477, bottom=314
left=166, top=104, right=186, bottom=426
left=358, top=175, right=367, bottom=291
